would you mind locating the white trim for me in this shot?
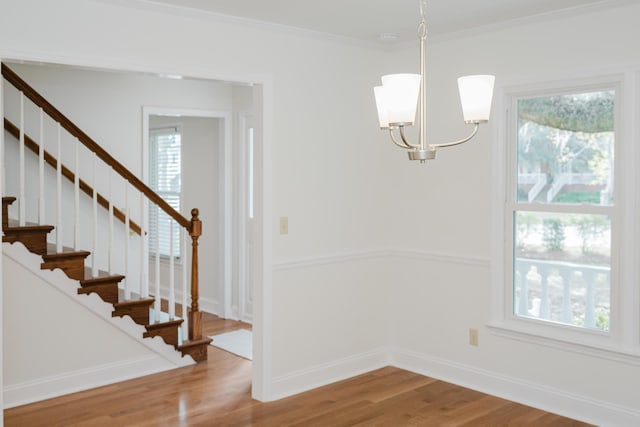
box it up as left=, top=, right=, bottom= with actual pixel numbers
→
left=221, top=109, right=233, bottom=320
left=252, top=82, right=272, bottom=401
left=487, top=322, right=640, bottom=366
left=3, top=354, right=178, bottom=409
left=97, top=0, right=382, bottom=50
left=273, top=249, right=489, bottom=272
left=100, top=0, right=637, bottom=49
left=0, top=54, right=4, bottom=426
left=429, top=0, right=638, bottom=44
left=491, top=71, right=640, bottom=357
left=236, top=113, right=255, bottom=326
left=270, top=348, right=390, bottom=401
left=387, top=249, right=490, bottom=268
left=391, top=348, right=640, bottom=427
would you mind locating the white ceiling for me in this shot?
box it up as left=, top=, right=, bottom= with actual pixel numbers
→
left=141, top=0, right=622, bottom=42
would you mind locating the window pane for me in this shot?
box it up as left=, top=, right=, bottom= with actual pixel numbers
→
left=513, top=211, right=610, bottom=331
left=149, top=127, right=181, bottom=258
left=516, top=91, right=614, bottom=205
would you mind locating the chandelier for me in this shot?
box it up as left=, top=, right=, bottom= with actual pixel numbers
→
left=373, top=0, right=495, bottom=162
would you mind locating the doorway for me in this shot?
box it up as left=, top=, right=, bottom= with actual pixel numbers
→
left=0, top=59, right=270, bottom=401
left=143, top=107, right=232, bottom=319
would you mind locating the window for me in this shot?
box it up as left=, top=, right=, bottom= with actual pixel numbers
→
left=512, top=89, right=614, bottom=331
left=149, top=126, right=182, bottom=258
left=490, top=74, right=640, bottom=356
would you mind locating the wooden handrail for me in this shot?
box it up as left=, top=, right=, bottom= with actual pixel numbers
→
left=4, top=118, right=142, bottom=235
left=1, top=63, right=190, bottom=231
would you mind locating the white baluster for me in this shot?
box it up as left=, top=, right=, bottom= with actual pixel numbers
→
left=540, top=272, right=550, bottom=319
left=56, top=124, right=63, bottom=253
left=182, top=227, right=188, bottom=339
left=585, top=273, right=596, bottom=328
left=0, top=79, right=4, bottom=196
left=140, top=193, right=148, bottom=298
left=38, top=108, right=45, bottom=224
left=19, top=92, right=25, bottom=226
left=169, top=219, right=175, bottom=319
left=91, top=154, right=98, bottom=277
left=124, top=182, right=130, bottom=300
left=74, top=138, right=80, bottom=250
left=562, top=272, right=572, bottom=324
left=108, top=168, right=114, bottom=274
left=154, top=206, right=161, bottom=323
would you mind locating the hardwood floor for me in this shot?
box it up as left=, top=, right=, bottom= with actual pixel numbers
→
left=5, top=313, right=593, bottom=426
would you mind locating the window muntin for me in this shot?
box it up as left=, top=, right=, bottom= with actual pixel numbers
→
left=510, top=89, right=615, bottom=332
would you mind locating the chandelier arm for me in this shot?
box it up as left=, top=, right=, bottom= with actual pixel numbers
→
left=399, top=126, right=420, bottom=149
left=389, top=128, right=413, bottom=149
left=389, top=127, right=414, bottom=150
left=430, top=122, right=480, bottom=149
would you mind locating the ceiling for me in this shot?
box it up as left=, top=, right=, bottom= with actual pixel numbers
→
left=142, top=0, right=620, bottom=43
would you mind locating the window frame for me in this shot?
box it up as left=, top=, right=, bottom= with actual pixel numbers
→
left=489, top=72, right=640, bottom=363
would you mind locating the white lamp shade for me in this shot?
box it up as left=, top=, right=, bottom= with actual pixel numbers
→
left=373, top=86, right=390, bottom=128
left=457, top=75, right=495, bottom=123
left=381, top=74, right=421, bottom=125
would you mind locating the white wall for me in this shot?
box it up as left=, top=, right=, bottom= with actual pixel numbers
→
left=384, top=3, right=640, bottom=425
left=2, top=243, right=185, bottom=408
left=5, top=1, right=637, bottom=424
left=0, top=0, right=389, bottom=404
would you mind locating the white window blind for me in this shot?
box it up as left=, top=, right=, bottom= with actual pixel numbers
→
left=149, top=126, right=181, bottom=258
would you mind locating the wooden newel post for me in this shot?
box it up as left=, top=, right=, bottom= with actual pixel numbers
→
left=188, top=208, right=202, bottom=340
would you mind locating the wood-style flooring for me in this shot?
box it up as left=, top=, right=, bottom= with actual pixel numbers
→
left=4, top=312, right=593, bottom=426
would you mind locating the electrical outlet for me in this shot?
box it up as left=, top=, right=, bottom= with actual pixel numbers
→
left=469, top=328, right=479, bottom=346
left=280, top=217, right=288, bottom=235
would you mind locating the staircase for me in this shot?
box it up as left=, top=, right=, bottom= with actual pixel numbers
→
left=1, top=63, right=211, bottom=368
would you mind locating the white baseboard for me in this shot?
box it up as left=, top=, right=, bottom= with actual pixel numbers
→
left=4, top=355, right=178, bottom=409
left=270, top=347, right=391, bottom=401
left=155, top=287, right=219, bottom=316
left=391, top=348, right=640, bottom=427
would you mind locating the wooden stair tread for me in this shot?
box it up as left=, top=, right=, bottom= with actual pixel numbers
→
left=80, top=267, right=125, bottom=285
left=43, top=243, right=91, bottom=259
left=114, top=297, right=154, bottom=309
left=77, top=282, right=118, bottom=293
left=4, top=219, right=54, bottom=232
left=178, top=337, right=213, bottom=362
left=145, top=318, right=184, bottom=331
left=179, top=337, right=213, bottom=349
left=3, top=221, right=55, bottom=256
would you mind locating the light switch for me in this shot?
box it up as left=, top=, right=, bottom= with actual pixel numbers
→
left=469, top=328, right=479, bottom=346
left=280, top=217, right=288, bottom=235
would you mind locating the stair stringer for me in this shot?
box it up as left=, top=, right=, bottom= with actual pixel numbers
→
left=3, top=241, right=195, bottom=406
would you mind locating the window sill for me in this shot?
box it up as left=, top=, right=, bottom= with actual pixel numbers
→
left=487, top=319, right=640, bottom=366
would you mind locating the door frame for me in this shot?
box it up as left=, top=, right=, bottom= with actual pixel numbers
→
left=0, top=52, right=273, bottom=402
left=142, top=106, right=233, bottom=318
left=236, top=112, right=254, bottom=323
